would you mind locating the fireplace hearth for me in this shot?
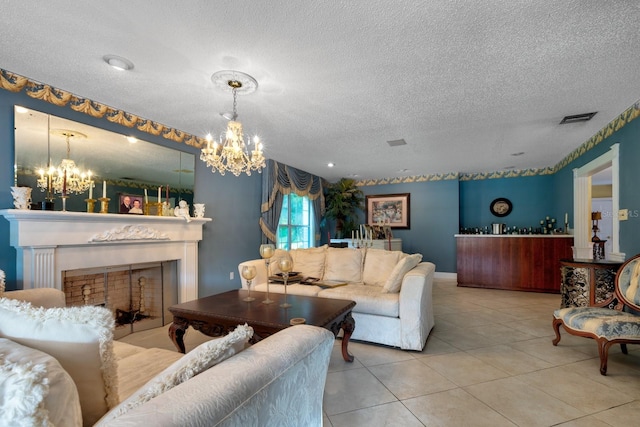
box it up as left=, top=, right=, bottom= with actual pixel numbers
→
left=63, top=261, right=178, bottom=338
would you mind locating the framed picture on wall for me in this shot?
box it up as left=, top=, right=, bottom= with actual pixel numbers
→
left=366, top=193, right=410, bottom=229
left=119, top=193, right=144, bottom=215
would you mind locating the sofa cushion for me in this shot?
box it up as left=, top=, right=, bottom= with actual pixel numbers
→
left=0, top=338, right=82, bottom=427
left=323, top=247, right=365, bottom=284
left=290, top=245, right=327, bottom=278
left=362, top=249, right=405, bottom=287
left=100, top=324, right=253, bottom=422
left=319, top=284, right=399, bottom=317
left=0, top=298, right=118, bottom=426
left=383, top=254, right=423, bottom=293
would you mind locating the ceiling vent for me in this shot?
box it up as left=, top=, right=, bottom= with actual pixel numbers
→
left=560, top=112, right=597, bottom=124
left=387, top=139, right=407, bottom=147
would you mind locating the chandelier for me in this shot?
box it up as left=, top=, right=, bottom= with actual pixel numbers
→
left=37, top=130, right=93, bottom=196
left=200, top=70, right=266, bottom=176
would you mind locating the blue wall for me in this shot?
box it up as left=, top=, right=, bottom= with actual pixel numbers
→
left=459, top=175, right=557, bottom=232
left=359, top=180, right=459, bottom=273
left=552, top=118, right=640, bottom=257
left=0, top=89, right=261, bottom=294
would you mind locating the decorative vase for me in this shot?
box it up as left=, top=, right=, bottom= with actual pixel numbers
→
left=10, top=186, right=32, bottom=210
left=193, top=203, right=205, bottom=218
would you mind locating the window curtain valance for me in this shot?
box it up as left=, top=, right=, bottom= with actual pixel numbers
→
left=259, top=160, right=324, bottom=243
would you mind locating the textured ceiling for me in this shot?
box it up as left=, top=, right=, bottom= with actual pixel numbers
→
left=2, top=1, right=640, bottom=182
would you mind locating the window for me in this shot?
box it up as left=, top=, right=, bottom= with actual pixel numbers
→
left=277, top=193, right=314, bottom=250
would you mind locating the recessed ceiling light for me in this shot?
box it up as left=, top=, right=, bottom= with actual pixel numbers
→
left=327, top=163, right=335, bottom=168
left=511, top=152, right=525, bottom=156
left=15, top=106, right=28, bottom=114
left=103, top=54, right=134, bottom=71
left=126, top=136, right=137, bottom=143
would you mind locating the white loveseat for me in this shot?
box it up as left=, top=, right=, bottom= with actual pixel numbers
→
left=239, top=246, right=436, bottom=350
left=0, top=287, right=334, bottom=426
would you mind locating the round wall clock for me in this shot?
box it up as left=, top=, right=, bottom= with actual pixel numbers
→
left=490, top=198, right=512, bottom=217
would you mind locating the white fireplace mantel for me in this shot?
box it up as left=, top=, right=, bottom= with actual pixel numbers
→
left=1, top=209, right=211, bottom=303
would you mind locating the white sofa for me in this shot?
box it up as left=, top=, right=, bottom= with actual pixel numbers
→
left=0, top=287, right=334, bottom=426
left=239, top=246, right=436, bottom=350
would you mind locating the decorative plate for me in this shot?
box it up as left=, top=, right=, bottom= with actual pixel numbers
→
left=490, top=198, right=512, bottom=217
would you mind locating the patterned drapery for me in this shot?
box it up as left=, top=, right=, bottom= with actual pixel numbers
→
left=259, top=160, right=324, bottom=243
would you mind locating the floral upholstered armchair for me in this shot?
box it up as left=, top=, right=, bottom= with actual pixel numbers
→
left=552, top=253, right=640, bottom=375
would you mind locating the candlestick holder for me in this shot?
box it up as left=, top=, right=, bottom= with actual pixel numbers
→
left=85, top=198, right=96, bottom=213
left=60, top=195, right=69, bottom=212
left=98, top=197, right=110, bottom=214
left=162, top=202, right=172, bottom=216
left=156, top=202, right=164, bottom=216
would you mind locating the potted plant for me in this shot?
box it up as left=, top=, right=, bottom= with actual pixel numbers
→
left=322, top=178, right=364, bottom=239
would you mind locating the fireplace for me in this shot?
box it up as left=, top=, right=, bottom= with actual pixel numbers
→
left=0, top=210, right=210, bottom=308
left=62, top=261, right=178, bottom=338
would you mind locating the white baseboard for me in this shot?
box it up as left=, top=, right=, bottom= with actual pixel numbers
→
left=434, top=272, right=457, bottom=281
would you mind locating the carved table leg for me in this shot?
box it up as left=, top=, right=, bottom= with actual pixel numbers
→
left=340, top=312, right=355, bottom=362
left=168, top=317, right=189, bottom=354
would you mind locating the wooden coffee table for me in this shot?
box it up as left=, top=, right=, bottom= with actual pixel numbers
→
left=168, top=290, right=356, bottom=362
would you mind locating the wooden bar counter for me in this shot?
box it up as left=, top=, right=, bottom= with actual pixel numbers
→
left=456, top=235, right=574, bottom=293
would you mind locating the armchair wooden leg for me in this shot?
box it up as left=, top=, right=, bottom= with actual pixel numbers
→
left=552, top=317, right=563, bottom=346
left=597, top=338, right=612, bottom=376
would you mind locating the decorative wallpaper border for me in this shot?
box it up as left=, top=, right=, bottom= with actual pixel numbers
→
left=357, top=99, right=640, bottom=186
left=0, top=68, right=207, bottom=149
left=2, top=68, right=638, bottom=186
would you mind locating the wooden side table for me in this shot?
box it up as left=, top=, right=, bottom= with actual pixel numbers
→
left=559, top=258, right=623, bottom=308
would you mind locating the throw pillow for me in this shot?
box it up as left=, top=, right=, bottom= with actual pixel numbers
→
left=290, top=245, right=327, bottom=278
left=362, top=249, right=404, bottom=287
left=382, top=253, right=423, bottom=293
left=323, top=247, right=365, bottom=283
left=99, top=324, right=254, bottom=423
left=0, top=298, right=118, bottom=426
left=0, top=338, right=82, bottom=427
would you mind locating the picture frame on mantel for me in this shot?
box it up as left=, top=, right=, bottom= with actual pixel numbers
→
left=118, top=193, right=144, bottom=215
left=366, top=193, right=410, bottom=229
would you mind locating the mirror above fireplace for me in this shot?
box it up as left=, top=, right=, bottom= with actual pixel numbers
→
left=14, top=106, right=195, bottom=208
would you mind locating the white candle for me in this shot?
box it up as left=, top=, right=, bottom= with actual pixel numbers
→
left=565, top=213, right=568, bottom=223
left=144, top=188, right=148, bottom=204
left=158, top=186, right=161, bottom=202
left=102, top=180, right=106, bottom=198
left=88, top=181, right=93, bottom=199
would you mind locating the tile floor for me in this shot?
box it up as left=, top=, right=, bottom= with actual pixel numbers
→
left=120, top=279, right=640, bottom=427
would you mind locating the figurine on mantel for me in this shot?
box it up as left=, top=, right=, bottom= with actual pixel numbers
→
left=174, top=200, right=191, bottom=222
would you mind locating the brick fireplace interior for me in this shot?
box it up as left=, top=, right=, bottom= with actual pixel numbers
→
left=63, top=261, right=178, bottom=339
